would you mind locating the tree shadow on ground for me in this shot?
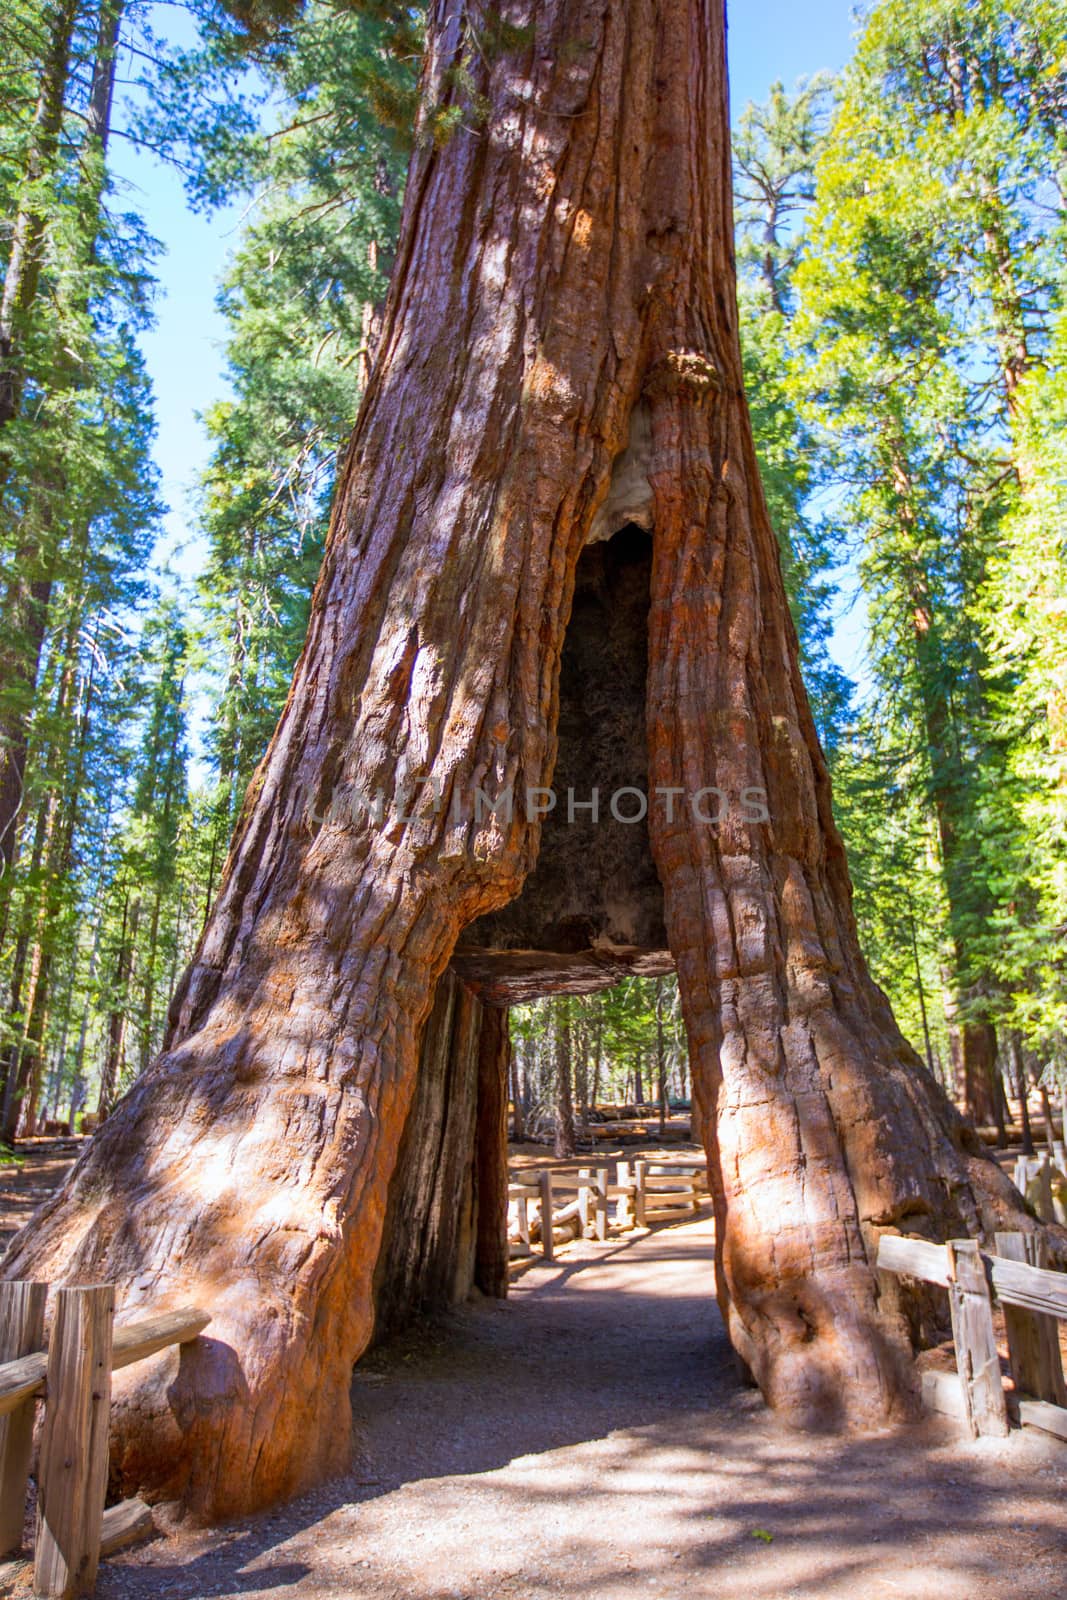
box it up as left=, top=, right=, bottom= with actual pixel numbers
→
left=89, top=1219, right=1067, bottom=1600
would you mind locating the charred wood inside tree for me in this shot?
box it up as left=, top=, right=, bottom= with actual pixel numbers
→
left=373, top=970, right=508, bottom=1340
left=455, top=524, right=672, bottom=1004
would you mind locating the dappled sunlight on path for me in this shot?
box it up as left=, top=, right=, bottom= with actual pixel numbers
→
left=92, top=1216, right=1067, bottom=1600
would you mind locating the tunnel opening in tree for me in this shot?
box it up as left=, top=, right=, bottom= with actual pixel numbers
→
left=455, top=523, right=673, bottom=1007
left=1, top=0, right=1043, bottom=1521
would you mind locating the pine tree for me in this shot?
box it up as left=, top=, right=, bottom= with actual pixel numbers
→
left=792, top=0, right=1067, bottom=1120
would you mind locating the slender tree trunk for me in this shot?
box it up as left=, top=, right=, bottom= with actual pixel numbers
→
left=655, top=977, right=667, bottom=1135
left=139, top=695, right=184, bottom=1076
left=1010, top=1034, right=1034, bottom=1156
left=2, top=617, right=97, bottom=1139
left=906, top=899, right=935, bottom=1075
left=1039, top=1083, right=1057, bottom=1154
left=553, top=999, right=576, bottom=1160
left=4, top=0, right=1038, bottom=1520
left=0, top=0, right=81, bottom=431
left=67, top=814, right=111, bottom=1118
left=573, top=1008, right=589, bottom=1119
left=886, top=439, right=1000, bottom=1126
left=992, top=1061, right=1010, bottom=1148
left=0, top=0, right=124, bottom=935
left=589, top=1009, right=603, bottom=1111
left=97, top=892, right=139, bottom=1118
left=509, top=1039, right=525, bottom=1142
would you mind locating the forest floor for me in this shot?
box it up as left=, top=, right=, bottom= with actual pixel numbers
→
left=0, top=1136, right=83, bottom=1252
left=2, top=1145, right=1066, bottom=1599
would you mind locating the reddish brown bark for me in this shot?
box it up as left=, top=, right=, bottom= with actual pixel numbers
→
left=474, top=1002, right=510, bottom=1299
left=3, top=0, right=1041, bottom=1519
left=373, top=969, right=506, bottom=1336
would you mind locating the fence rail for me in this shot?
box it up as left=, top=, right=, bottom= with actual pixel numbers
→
left=1012, top=1154, right=1067, bottom=1226
left=877, top=1230, right=1067, bottom=1443
left=507, top=1159, right=709, bottom=1260
left=0, top=1283, right=210, bottom=1599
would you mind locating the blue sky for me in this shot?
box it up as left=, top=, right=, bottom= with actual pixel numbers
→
left=109, top=1, right=865, bottom=670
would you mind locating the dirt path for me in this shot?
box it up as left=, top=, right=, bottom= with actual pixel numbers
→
left=0, top=1139, right=82, bottom=1254
left=52, top=1214, right=1061, bottom=1600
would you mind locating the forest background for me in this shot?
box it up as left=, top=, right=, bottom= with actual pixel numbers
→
left=0, top=0, right=1063, bottom=1152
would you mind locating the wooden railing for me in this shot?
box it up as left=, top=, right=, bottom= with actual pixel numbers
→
left=877, top=1231, right=1067, bottom=1443
left=507, top=1159, right=709, bottom=1260
left=1012, top=1154, right=1067, bottom=1226
left=0, top=1282, right=210, bottom=1599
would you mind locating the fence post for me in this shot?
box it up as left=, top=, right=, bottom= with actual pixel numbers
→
left=577, top=1168, right=591, bottom=1234
left=594, top=1168, right=608, bottom=1241
left=946, top=1240, right=1008, bottom=1439
left=1034, top=1160, right=1055, bottom=1225
left=994, top=1232, right=1067, bottom=1407
left=516, top=1185, right=530, bottom=1250
left=634, top=1161, right=648, bottom=1227
left=537, top=1171, right=555, bottom=1262
left=616, top=1161, right=632, bottom=1228
left=0, top=1282, right=47, bottom=1557
left=35, top=1284, right=115, bottom=1600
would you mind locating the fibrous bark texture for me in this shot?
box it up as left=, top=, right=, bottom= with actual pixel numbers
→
left=456, top=524, right=672, bottom=1002
left=3, top=0, right=1043, bottom=1519
left=373, top=969, right=508, bottom=1339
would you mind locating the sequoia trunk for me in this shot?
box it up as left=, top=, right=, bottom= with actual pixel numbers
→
left=4, top=0, right=1038, bottom=1518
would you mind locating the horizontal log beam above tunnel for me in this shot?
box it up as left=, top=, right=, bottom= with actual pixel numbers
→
left=450, top=943, right=674, bottom=1006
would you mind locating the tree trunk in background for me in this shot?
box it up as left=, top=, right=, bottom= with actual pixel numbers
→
left=373, top=970, right=507, bottom=1337
left=509, top=1045, right=525, bottom=1143
left=589, top=1006, right=603, bottom=1110
left=474, top=1002, right=510, bottom=1298
left=962, top=1018, right=999, bottom=1129
left=4, top=0, right=1040, bottom=1520
left=0, top=0, right=123, bottom=933
left=1039, top=1084, right=1057, bottom=1153
left=0, top=0, right=80, bottom=432
left=553, top=1000, right=576, bottom=1160
left=96, top=893, right=139, bottom=1119
left=1010, top=1034, right=1034, bottom=1155
left=655, top=977, right=667, bottom=1135
left=573, top=1011, right=589, bottom=1119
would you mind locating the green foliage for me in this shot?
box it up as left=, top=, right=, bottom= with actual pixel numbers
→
left=790, top=0, right=1067, bottom=1072
left=511, top=978, right=688, bottom=1136
left=733, top=77, right=852, bottom=752
left=1, top=0, right=1065, bottom=1133
left=187, top=0, right=414, bottom=821
left=979, top=307, right=1067, bottom=1045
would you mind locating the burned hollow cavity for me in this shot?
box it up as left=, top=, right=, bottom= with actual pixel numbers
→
left=453, top=523, right=672, bottom=1005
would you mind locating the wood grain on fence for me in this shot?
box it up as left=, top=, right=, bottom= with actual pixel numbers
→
left=0, top=1288, right=211, bottom=1599
left=0, top=1282, right=46, bottom=1557
left=877, top=1230, right=1067, bottom=1446
left=34, top=1284, right=115, bottom=1599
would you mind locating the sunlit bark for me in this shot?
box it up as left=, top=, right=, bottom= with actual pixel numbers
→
left=4, top=0, right=1039, bottom=1518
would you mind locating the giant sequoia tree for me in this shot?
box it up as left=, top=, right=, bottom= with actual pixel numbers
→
left=5, top=0, right=1035, bottom=1519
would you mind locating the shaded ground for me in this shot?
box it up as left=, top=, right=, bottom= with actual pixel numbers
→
left=26, top=1213, right=1063, bottom=1600
left=0, top=1138, right=82, bottom=1252
left=1, top=1143, right=1066, bottom=1598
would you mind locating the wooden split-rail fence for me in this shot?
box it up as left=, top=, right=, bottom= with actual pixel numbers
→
left=507, top=1159, right=709, bottom=1260
left=1013, top=1153, right=1067, bottom=1226
left=878, top=1232, right=1067, bottom=1444
left=0, top=1282, right=209, bottom=1599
